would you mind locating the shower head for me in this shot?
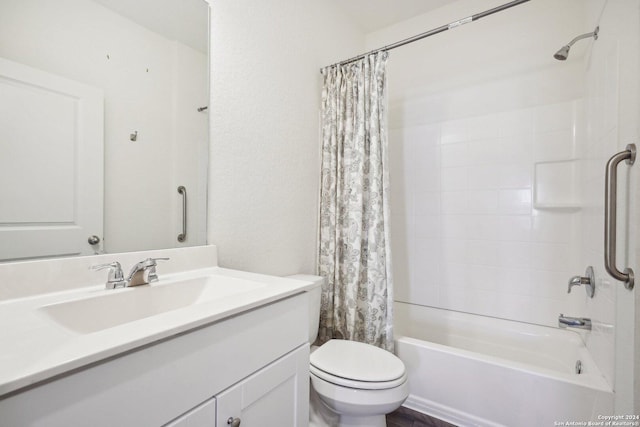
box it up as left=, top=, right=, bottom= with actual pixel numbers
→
left=553, top=45, right=571, bottom=61
left=553, top=26, right=599, bottom=61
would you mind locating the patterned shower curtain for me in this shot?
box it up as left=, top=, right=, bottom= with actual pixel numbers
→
left=317, top=51, right=394, bottom=351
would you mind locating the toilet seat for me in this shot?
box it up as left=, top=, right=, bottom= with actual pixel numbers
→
left=310, top=364, right=408, bottom=390
left=310, top=339, right=407, bottom=390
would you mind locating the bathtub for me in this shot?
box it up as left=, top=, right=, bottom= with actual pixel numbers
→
left=394, top=302, right=614, bottom=427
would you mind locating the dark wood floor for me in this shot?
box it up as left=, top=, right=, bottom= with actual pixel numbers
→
left=386, top=406, right=458, bottom=427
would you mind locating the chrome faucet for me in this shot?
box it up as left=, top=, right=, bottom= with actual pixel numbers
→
left=126, top=258, right=169, bottom=287
left=91, top=257, right=169, bottom=289
left=567, top=266, right=595, bottom=298
left=558, top=314, right=592, bottom=330
left=91, top=261, right=127, bottom=289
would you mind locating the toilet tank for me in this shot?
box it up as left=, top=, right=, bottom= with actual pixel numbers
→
left=286, top=274, right=324, bottom=344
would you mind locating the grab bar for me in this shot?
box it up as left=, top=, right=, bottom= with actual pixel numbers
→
left=604, top=144, right=636, bottom=289
left=177, top=186, right=187, bottom=242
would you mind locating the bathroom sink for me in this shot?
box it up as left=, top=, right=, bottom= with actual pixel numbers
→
left=39, top=276, right=266, bottom=334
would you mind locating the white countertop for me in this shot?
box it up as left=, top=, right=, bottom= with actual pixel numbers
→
left=0, top=267, right=317, bottom=397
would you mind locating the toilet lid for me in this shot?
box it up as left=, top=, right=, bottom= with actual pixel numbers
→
left=310, top=364, right=407, bottom=390
left=310, top=339, right=405, bottom=383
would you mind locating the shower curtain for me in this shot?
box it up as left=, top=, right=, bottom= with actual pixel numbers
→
left=317, top=51, right=394, bottom=351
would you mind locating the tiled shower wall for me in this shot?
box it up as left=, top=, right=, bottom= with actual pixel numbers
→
left=390, top=100, right=587, bottom=327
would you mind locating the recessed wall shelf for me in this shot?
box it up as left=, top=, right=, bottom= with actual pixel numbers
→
left=533, top=159, right=581, bottom=210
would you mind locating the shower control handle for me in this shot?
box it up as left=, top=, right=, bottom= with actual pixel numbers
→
left=567, top=266, right=595, bottom=298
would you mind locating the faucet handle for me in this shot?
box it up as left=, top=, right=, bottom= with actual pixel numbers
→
left=127, top=257, right=170, bottom=286
left=139, top=257, right=170, bottom=268
left=567, top=266, right=596, bottom=298
left=144, top=257, right=169, bottom=283
left=91, top=261, right=126, bottom=289
left=567, top=276, right=586, bottom=293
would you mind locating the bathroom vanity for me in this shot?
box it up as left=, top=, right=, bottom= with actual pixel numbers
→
left=0, top=246, right=315, bottom=426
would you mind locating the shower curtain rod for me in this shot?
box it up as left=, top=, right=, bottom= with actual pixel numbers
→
left=321, top=0, right=530, bottom=71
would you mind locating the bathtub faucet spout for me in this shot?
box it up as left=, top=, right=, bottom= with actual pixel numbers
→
left=558, top=314, right=592, bottom=330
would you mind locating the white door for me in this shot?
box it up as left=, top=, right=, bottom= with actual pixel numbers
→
left=216, top=346, right=309, bottom=427
left=0, top=57, right=103, bottom=261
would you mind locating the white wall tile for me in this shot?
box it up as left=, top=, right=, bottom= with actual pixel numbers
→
left=531, top=242, right=572, bottom=271
left=500, top=134, right=533, bottom=164
left=414, top=191, right=440, bottom=215
left=497, top=267, right=532, bottom=296
left=466, top=115, right=500, bottom=141
left=440, top=262, right=468, bottom=291
left=498, top=241, right=532, bottom=269
left=534, top=101, right=575, bottom=133
left=466, top=216, right=499, bottom=241
left=467, top=240, right=499, bottom=266
left=441, top=167, right=468, bottom=191
left=468, top=190, right=499, bottom=214
left=414, top=215, right=440, bottom=239
left=468, top=165, right=500, bottom=189
left=404, top=123, right=441, bottom=146
left=441, top=191, right=468, bottom=214
left=498, top=109, right=533, bottom=137
left=499, top=163, right=532, bottom=189
left=472, top=265, right=501, bottom=291
left=441, top=216, right=467, bottom=240
left=440, top=142, right=468, bottom=167
left=440, top=119, right=467, bottom=145
left=441, top=239, right=467, bottom=265
left=498, top=215, right=532, bottom=242
left=498, top=189, right=532, bottom=215
left=467, top=138, right=502, bottom=165
left=412, top=238, right=442, bottom=285
left=391, top=214, right=412, bottom=302
left=534, top=129, right=576, bottom=161
left=531, top=213, right=575, bottom=243
left=412, top=142, right=441, bottom=192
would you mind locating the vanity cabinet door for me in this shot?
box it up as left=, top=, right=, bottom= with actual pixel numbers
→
left=164, top=396, right=216, bottom=427
left=216, top=345, right=309, bottom=427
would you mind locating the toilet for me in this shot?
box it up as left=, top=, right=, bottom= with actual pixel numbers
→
left=288, top=275, right=409, bottom=427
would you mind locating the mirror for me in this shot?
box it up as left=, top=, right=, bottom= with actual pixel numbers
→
left=0, top=0, right=209, bottom=261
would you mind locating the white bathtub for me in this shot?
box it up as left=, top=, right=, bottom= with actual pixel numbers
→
left=394, top=302, right=614, bottom=427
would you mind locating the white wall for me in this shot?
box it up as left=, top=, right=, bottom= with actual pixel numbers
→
left=0, top=0, right=208, bottom=254
left=208, top=0, right=364, bottom=275
left=369, top=0, right=590, bottom=326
